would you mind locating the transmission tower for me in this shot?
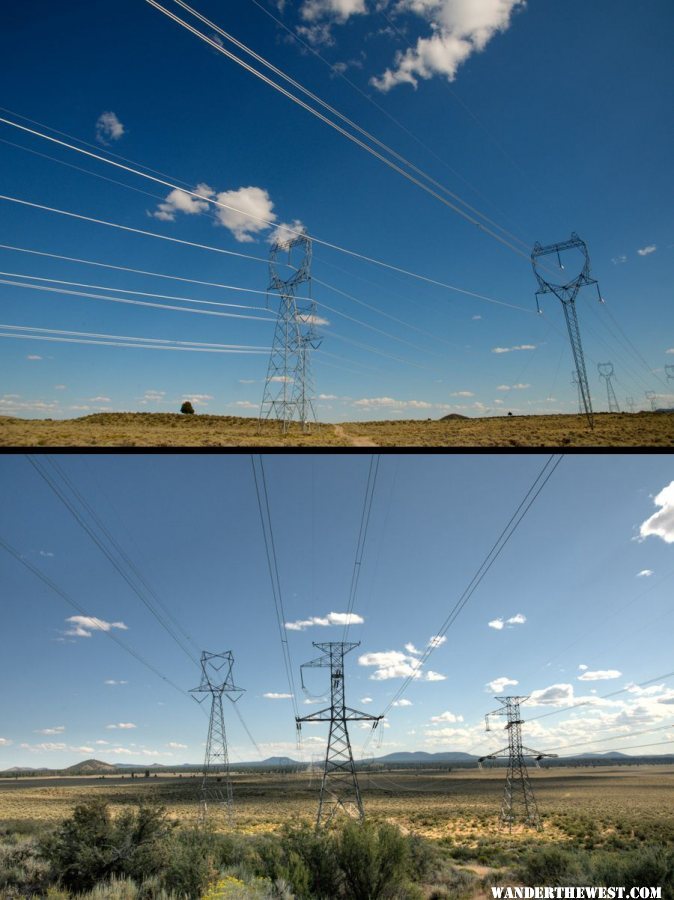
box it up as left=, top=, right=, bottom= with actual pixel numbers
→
left=625, top=396, right=636, bottom=414
left=570, top=370, right=583, bottom=415
left=532, top=233, right=602, bottom=428
left=190, top=650, right=244, bottom=825
left=296, top=642, right=382, bottom=827
left=645, top=390, right=657, bottom=412
left=259, top=232, right=322, bottom=433
left=597, top=362, right=620, bottom=413
left=666, top=365, right=674, bottom=383
left=478, top=696, right=557, bottom=831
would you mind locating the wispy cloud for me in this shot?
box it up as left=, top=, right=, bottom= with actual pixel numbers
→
left=263, top=692, right=294, bottom=699
left=577, top=668, right=622, bottom=681
left=168, top=742, right=188, bottom=749
left=488, top=613, right=526, bottom=630
left=34, top=726, right=65, bottom=735
left=491, top=345, right=536, bottom=354
left=392, top=699, right=413, bottom=707
left=104, top=679, right=128, bottom=686
left=285, top=611, right=364, bottom=631
left=105, top=723, right=136, bottom=730
left=637, top=245, right=657, bottom=256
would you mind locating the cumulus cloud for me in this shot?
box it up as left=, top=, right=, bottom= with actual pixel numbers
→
left=428, top=635, right=446, bottom=648
left=285, top=611, right=364, bottom=631
left=392, top=699, right=413, bottom=707
left=214, top=186, right=276, bottom=242
left=637, top=569, right=654, bottom=578
left=372, top=0, right=526, bottom=92
left=577, top=669, right=622, bottom=681
left=639, top=482, right=674, bottom=544
left=34, top=726, right=65, bottom=735
left=105, top=723, right=136, bottom=730
left=269, top=219, right=307, bottom=249
left=263, top=692, right=294, bottom=699
left=151, top=183, right=215, bottom=222
left=96, top=111, right=125, bottom=144
left=0, top=738, right=12, bottom=747
left=430, top=710, right=464, bottom=723
left=527, top=683, right=574, bottom=706
left=361, top=697, right=373, bottom=704
left=491, top=345, right=536, bottom=354
left=637, top=245, right=657, bottom=256
left=168, top=742, right=188, bottom=749
left=486, top=675, right=518, bottom=693
left=404, top=642, right=422, bottom=655
left=64, top=616, right=128, bottom=638
left=425, top=671, right=446, bottom=681
left=181, top=393, right=213, bottom=407
left=358, top=650, right=423, bottom=680
left=298, top=0, right=366, bottom=43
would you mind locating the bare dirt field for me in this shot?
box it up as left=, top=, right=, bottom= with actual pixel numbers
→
left=2, top=765, right=673, bottom=848
left=0, top=410, right=671, bottom=448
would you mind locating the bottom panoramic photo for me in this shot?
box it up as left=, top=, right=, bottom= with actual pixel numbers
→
left=1, top=453, right=673, bottom=899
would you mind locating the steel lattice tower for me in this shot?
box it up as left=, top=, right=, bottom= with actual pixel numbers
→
left=625, top=396, right=636, bottom=414
left=645, top=390, right=657, bottom=411
left=190, top=651, right=244, bottom=825
left=532, top=233, right=602, bottom=428
left=259, top=233, right=322, bottom=434
left=598, top=362, right=620, bottom=413
left=571, top=370, right=583, bottom=415
left=296, top=642, right=382, bottom=827
left=666, top=365, right=674, bottom=383
left=478, top=696, right=556, bottom=832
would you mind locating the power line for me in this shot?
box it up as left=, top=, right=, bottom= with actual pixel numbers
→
left=167, top=0, right=531, bottom=254
left=343, top=455, right=381, bottom=643
left=383, top=455, right=563, bottom=716
left=250, top=455, right=301, bottom=725
left=0, top=191, right=531, bottom=313
left=145, top=0, right=534, bottom=264
left=27, top=455, right=199, bottom=666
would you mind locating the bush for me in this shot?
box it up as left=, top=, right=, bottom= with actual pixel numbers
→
left=518, top=845, right=583, bottom=885
left=337, top=820, right=411, bottom=899
left=180, top=401, right=195, bottom=415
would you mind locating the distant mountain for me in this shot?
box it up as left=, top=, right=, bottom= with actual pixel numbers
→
left=575, top=751, right=630, bottom=759
left=65, top=758, right=117, bottom=775
left=440, top=413, right=469, bottom=421
left=373, top=751, right=476, bottom=763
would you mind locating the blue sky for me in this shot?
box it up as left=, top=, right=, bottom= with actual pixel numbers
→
left=1, top=453, right=674, bottom=767
left=0, top=0, right=672, bottom=420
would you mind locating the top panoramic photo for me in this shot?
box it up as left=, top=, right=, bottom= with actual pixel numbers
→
left=0, top=0, right=671, bottom=448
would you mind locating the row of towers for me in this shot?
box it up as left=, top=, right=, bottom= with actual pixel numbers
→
left=194, top=644, right=551, bottom=832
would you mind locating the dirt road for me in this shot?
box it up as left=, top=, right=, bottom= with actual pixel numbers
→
left=333, top=424, right=378, bottom=447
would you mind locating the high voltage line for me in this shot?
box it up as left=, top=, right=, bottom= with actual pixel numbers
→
left=153, top=0, right=531, bottom=256
left=343, top=456, right=381, bottom=643
left=0, top=120, right=533, bottom=313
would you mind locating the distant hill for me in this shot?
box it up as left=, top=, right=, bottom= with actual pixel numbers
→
left=65, top=758, right=117, bottom=775
left=576, top=751, right=630, bottom=759
left=374, top=751, right=476, bottom=763
left=439, top=413, right=469, bottom=421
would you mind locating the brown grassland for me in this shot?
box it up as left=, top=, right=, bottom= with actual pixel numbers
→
left=0, top=410, right=672, bottom=447
left=3, top=765, right=673, bottom=848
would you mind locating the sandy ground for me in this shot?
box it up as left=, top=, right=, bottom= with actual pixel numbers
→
left=0, top=410, right=671, bottom=448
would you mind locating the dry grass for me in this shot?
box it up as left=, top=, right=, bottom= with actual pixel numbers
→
left=3, top=765, right=673, bottom=849
left=0, top=410, right=672, bottom=447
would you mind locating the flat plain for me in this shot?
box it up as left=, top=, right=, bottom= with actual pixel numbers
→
left=0, top=411, right=672, bottom=447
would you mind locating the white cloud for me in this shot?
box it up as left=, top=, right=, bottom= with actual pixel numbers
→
left=107, top=747, right=133, bottom=755
left=104, top=679, right=128, bottom=685
left=64, top=616, right=128, bottom=638
left=39, top=550, right=54, bottom=558
left=285, top=611, right=364, bottom=631
left=428, top=635, right=446, bottom=648
left=472, top=315, right=482, bottom=320
left=637, top=569, right=654, bottom=578
left=392, top=699, right=413, bottom=707
left=181, top=393, right=213, bottom=407
left=527, top=683, right=574, bottom=706
left=268, top=219, right=307, bottom=249
left=404, top=642, right=422, bottom=655
left=233, top=400, right=258, bottom=410
left=486, top=675, right=518, bottom=693
left=358, top=650, right=423, bottom=681
left=578, top=664, right=588, bottom=671
left=105, top=723, right=136, bottom=730
left=168, top=742, right=188, bottom=749
left=26, top=354, right=42, bottom=360
left=490, top=612, right=528, bottom=630
left=361, top=697, right=373, bottom=704
left=639, top=482, right=674, bottom=544
left=0, top=738, right=11, bottom=747
left=318, top=393, right=338, bottom=400
left=95, top=740, right=109, bottom=745
left=488, top=617, right=504, bottom=630
left=96, top=111, right=125, bottom=144
left=301, top=0, right=366, bottom=23
left=507, top=613, right=526, bottom=625
left=577, top=669, right=622, bottom=682
left=88, top=396, right=111, bottom=403
left=491, top=344, right=536, bottom=354
left=34, top=726, right=65, bottom=735
left=637, top=245, right=657, bottom=256
left=372, top=0, right=525, bottom=91
left=263, top=692, right=294, bottom=699
left=497, top=383, right=530, bottom=391
left=430, top=710, right=463, bottom=723
left=450, top=390, right=474, bottom=397
left=214, top=186, right=276, bottom=243
left=425, top=670, right=446, bottom=681
left=611, top=255, right=627, bottom=265
left=151, top=183, right=215, bottom=222
left=140, top=390, right=166, bottom=402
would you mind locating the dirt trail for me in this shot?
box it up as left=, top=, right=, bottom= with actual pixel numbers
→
left=333, top=424, right=378, bottom=447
